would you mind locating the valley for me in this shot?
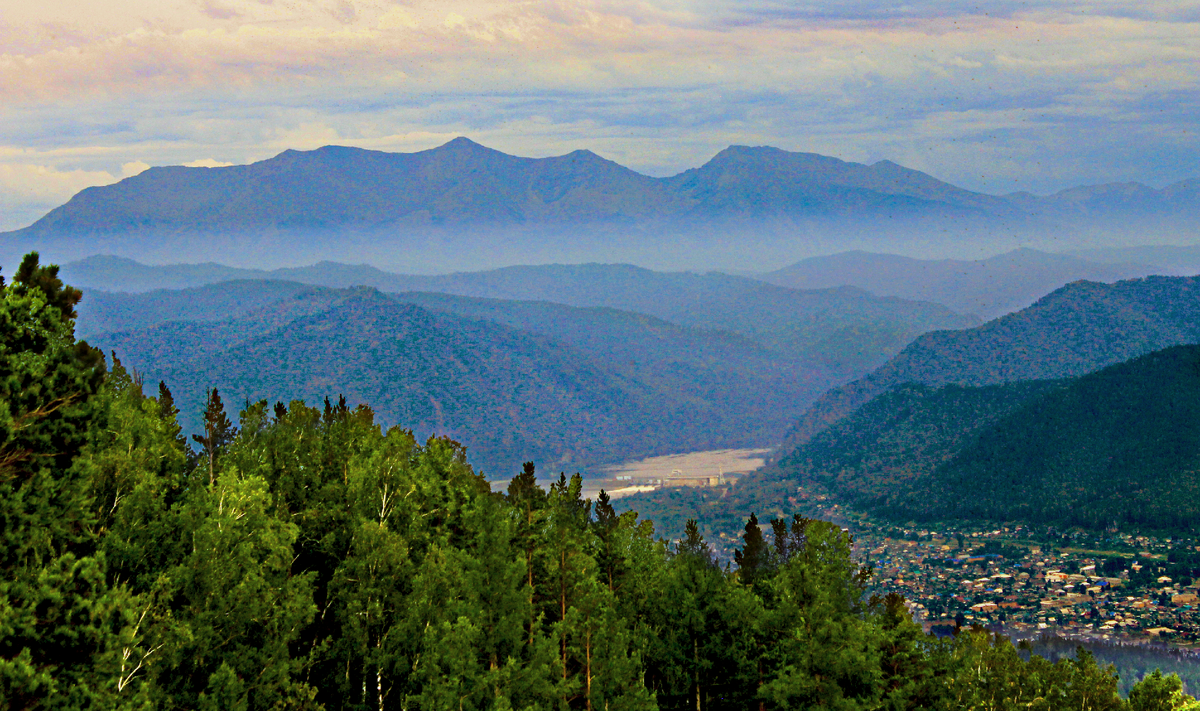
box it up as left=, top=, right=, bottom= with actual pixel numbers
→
left=72, top=260, right=972, bottom=476
left=10, top=1, right=1200, bottom=705
left=581, top=447, right=772, bottom=501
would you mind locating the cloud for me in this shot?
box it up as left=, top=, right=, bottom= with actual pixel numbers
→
left=0, top=162, right=120, bottom=203
left=182, top=158, right=236, bottom=167
left=0, top=0, right=1197, bottom=218
left=0, top=162, right=122, bottom=230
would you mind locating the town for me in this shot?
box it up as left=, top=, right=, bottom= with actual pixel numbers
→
left=788, top=493, right=1200, bottom=646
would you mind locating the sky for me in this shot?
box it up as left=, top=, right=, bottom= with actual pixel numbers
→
left=1, top=0, right=1199, bottom=231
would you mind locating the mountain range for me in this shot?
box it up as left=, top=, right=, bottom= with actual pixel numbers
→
left=621, top=273, right=1200, bottom=537
left=759, top=248, right=1172, bottom=319
left=6, top=139, right=1022, bottom=236
left=776, top=345, right=1200, bottom=531
left=7, top=138, right=1200, bottom=271
left=74, top=259, right=976, bottom=375
left=779, top=274, right=1200, bottom=451
left=76, top=262, right=975, bottom=474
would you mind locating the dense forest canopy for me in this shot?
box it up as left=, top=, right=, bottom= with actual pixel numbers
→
left=2, top=252, right=1197, bottom=710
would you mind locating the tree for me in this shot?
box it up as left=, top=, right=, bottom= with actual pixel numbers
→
left=1127, top=670, right=1183, bottom=711
left=191, top=388, right=235, bottom=486
left=148, top=467, right=318, bottom=710
left=0, top=252, right=145, bottom=708
left=759, top=521, right=882, bottom=710
left=734, top=513, right=771, bottom=589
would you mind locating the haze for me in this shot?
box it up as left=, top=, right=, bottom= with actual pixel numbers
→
left=3, top=0, right=1199, bottom=267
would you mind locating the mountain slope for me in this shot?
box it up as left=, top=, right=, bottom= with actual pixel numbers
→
left=775, top=345, right=1200, bottom=531
left=625, top=345, right=1200, bottom=538
left=912, top=345, right=1200, bottom=529
left=96, top=289, right=679, bottom=475
left=382, top=263, right=978, bottom=371
left=775, top=380, right=1067, bottom=510
left=662, top=145, right=1011, bottom=218
left=13, top=140, right=1021, bottom=239
left=760, top=248, right=1167, bottom=318
left=18, top=139, right=683, bottom=236
left=75, top=279, right=334, bottom=336
left=72, top=259, right=977, bottom=377
left=782, top=275, right=1200, bottom=450
left=86, top=282, right=852, bottom=473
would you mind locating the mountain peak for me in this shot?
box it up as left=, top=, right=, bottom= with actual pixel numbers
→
left=439, top=136, right=488, bottom=151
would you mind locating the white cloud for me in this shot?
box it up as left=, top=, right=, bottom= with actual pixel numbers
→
left=122, top=161, right=151, bottom=176
left=182, top=158, right=235, bottom=167
left=0, top=163, right=120, bottom=203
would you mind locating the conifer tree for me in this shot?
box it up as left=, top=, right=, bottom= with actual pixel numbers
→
left=734, top=512, right=770, bottom=588
left=191, top=387, right=235, bottom=486
left=0, top=252, right=143, bottom=708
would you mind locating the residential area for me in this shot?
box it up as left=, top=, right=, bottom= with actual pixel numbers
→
left=856, top=523, right=1200, bottom=646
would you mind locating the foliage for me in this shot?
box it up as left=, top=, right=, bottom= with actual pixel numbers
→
left=0, top=252, right=1180, bottom=709
left=679, top=344, right=1200, bottom=536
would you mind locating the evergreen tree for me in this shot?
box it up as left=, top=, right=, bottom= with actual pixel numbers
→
left=734, top=513, right=770, bottom=589
left=760, top=521, right=882, bottom=709
left=191, top=388, right=235, bottom=486
left=0, top=252, right=144, bottom=708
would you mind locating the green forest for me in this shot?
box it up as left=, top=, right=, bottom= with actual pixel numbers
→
left=5, top=250, right=1200, bottom=710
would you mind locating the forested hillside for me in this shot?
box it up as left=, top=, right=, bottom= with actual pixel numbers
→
left=71, top=259, right=977, bottom=374
left=79, top=282, right=837, bottom=474
left=907, top=345, right=1200, bottom=528
left=74, top=278, right=330, bottom=334
left=3, top=251, right=1186, bottom=710
left=638, top=344, right=1200, bottom=538
left=72, top=266, right=972, bottom=474
left=777, top=380, right=1068, bottom=510
left=784, top=275, right=1200, bottom=450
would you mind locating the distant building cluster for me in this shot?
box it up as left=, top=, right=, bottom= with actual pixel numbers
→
left=772, top=490, right=1200, bottom=647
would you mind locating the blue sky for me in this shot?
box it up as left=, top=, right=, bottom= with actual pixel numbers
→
left=1, top=0, right=1198, bottom=230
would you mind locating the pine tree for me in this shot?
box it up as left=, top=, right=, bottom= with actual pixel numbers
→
left=734, top=513, right=770, bottom=588
left=191, top=388, right=235, bottom=486
left=0, top=252, right=144, bottom=708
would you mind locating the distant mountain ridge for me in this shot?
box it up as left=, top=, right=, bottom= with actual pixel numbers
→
left=11, top=139, right=1012, bottom=237
left=9, top=138, right=1199, bottom=271
left=780, top=274, right=1200, bottom=451
left=759, top=248, right=1171, bottom=319
left=71, top=258, right=977, bottom=375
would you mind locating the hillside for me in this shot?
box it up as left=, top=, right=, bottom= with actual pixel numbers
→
left=96, top=289, right=673, bottom=475
left=782, top=275, right=1200, bottom=450
left=74, top=279, right=334, bottom=336
left=760, top=248, right=1166, bottom=318
left=386, top=263, right=977, bottom=371
left=775, top=380, right=1067, bottom=510
left=86, top=283, right=851, bottom=475
left=1070, top=244, right=1200, bottom=274
left=616, top=379, right=1062, bottom=542
left=628, top=344, right=1200, bottom=538
left=908, top=344, right=1200, bottom=529
left=73, top=259, right=976, bottom=376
